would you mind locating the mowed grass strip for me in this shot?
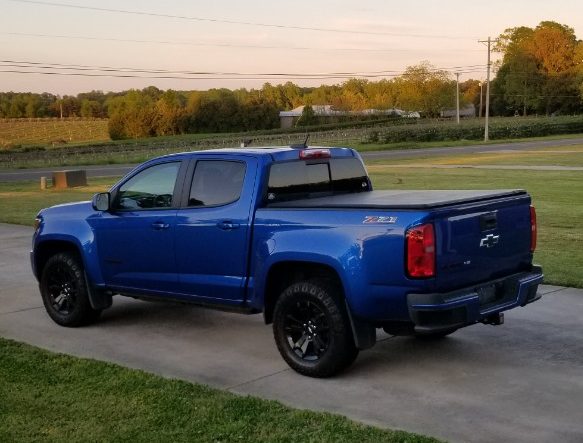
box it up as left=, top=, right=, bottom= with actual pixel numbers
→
left=368, top=167, right=583, bottom=288
left=0, top=338, right=437, bottom=443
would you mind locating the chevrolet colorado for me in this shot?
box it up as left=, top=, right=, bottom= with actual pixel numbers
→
left=31, top=146, right=543, bottom=377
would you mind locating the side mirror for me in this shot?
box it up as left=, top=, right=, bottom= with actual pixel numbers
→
left=92, top=192, right=111, bottom=211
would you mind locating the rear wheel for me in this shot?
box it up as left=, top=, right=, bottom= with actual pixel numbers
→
left=40, top=252, right=101, bottom=327
left=273, top=280, right=358, bottom=377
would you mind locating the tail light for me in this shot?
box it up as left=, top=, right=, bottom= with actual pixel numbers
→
left=406, top=223, right=435, bottom=278
left=530, top=205, right=537, bottom=252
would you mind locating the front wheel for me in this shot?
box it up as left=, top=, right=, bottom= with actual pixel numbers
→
left=273, top=280, right=358, bottom=377
left=40, top=252, right=101, bottom=327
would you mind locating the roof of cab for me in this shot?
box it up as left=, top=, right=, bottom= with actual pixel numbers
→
left=152, top=146, right=357, bottom=163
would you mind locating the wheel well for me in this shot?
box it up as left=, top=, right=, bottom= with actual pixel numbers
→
left=34, top=240, right=81, bottom=278
left=263, top=261, right=343, bottom=324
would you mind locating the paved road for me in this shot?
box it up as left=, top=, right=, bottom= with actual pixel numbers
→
left=0, top=164, right=135, bottom=182
left=2, top=136, right=583, bottom=182
left=1, top=222, right=582, bottom=443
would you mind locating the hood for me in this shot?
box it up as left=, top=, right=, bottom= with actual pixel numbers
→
left=38, top=200, right=93, bottom=217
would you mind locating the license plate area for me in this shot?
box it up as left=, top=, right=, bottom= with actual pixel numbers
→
left=477, top=283, right=503, bottom=305
left=477, top=279, right=519, bottom=308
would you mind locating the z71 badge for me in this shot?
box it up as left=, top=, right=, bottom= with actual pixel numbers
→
left=363, top=216, right=398, bottom=224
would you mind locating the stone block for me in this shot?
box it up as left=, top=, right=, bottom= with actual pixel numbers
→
left=52, top=170, right=87, bottom=188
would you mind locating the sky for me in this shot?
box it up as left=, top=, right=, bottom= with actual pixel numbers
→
left=0, top=0, right=582, bottom=95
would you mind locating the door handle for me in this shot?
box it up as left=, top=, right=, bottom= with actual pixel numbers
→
left=151, top=221, right=170, bottom=230
left=217, top=221, right=240, bottom=230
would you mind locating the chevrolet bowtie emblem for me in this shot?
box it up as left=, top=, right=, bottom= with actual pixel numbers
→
left=480, top=234, right=500, bottom=248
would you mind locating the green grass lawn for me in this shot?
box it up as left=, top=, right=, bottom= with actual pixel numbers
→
left=0, top=178, right=116, bottom=225
left=0, top=338, right=436, bottom=443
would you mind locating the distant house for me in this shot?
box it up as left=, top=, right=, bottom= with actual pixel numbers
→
left=278, top=105, right=418, bottom=129
left=440, top=104, right=476, bottom=119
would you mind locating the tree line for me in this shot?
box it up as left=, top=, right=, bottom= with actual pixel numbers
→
left=0, top=64, right=463, bottom=139
left=1, top=20, right=581, bottom=139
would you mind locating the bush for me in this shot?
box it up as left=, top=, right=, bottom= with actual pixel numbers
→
left=107, top=114, right=126, bottom=140
left=366, top=116, right=583, bottom=144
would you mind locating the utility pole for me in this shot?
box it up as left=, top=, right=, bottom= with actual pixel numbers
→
left=455, top=72, right=460, bottom=124
left=478, top=36, right=497, bottom=141
left=479, top=82, right=483, bottom=118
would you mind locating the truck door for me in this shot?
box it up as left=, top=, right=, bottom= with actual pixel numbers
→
left=93, top=160, right=185, bottom=293
left=174, top=156, right=257, bottom=303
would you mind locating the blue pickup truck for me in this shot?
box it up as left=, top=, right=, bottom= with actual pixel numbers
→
left=31, top=146, right=543, bottom=377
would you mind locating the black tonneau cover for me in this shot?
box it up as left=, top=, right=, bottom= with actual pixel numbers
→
left=267, top=189, right=527, bottom=210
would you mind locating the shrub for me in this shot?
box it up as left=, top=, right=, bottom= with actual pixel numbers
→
left=366, top=116, right=583, bottom=144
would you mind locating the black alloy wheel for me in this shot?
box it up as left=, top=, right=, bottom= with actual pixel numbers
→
left=283, top=298, right=331, bottom=361
left=45, top=261, right=79, bottom=315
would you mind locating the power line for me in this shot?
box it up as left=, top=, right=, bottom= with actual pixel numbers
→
left=7, top=0, right=476, bottom=40
left=0, top=31, right=485, bottom=54
left=0, top=59, right=488, bottom=78
left=0, top=69, right=419, bottom=80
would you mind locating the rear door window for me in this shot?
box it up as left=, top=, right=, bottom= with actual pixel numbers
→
left=188, top=160, right=246, bottom=207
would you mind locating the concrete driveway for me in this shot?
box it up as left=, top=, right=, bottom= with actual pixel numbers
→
left=1, top=223, right=582, bottom=442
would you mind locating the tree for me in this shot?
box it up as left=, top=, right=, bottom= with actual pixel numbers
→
left=336, top=79, right=368, bottom=110
left=297, top=104, right=317, bottom=126
left=154, top=90, right=187, bottom=135
left=80, top=100, right=103, bottom=118
left=8, top=95, right=26, bottom=118
left=528, top=22, right=578, bottom=75
left=493, top=21, right=583, bottom=115
left=107, top=90, right=156, bottom=139
left=460, top=79, right=481, bottom=111
left=364, top=79, right=398, bottom=110
left=395, top=62, right=455, bottom=116
left=78, top=91, right=107, bottom=118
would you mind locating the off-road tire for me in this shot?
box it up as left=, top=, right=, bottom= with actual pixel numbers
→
left=273, top=279, right=358, bottom=377
left=40, top=252, right=101, bottom=327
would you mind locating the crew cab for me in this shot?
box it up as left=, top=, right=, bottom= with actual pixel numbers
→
left=31, top=146, right=543, bottom=377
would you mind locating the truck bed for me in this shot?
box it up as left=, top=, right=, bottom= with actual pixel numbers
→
left=267, top=189, right=527, bottom=210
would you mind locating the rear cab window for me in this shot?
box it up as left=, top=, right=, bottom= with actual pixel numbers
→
left=266, top=157, right=369, bottom=203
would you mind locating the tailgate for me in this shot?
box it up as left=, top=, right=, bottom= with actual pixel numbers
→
left=434, top=194, right=533, bottom=291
